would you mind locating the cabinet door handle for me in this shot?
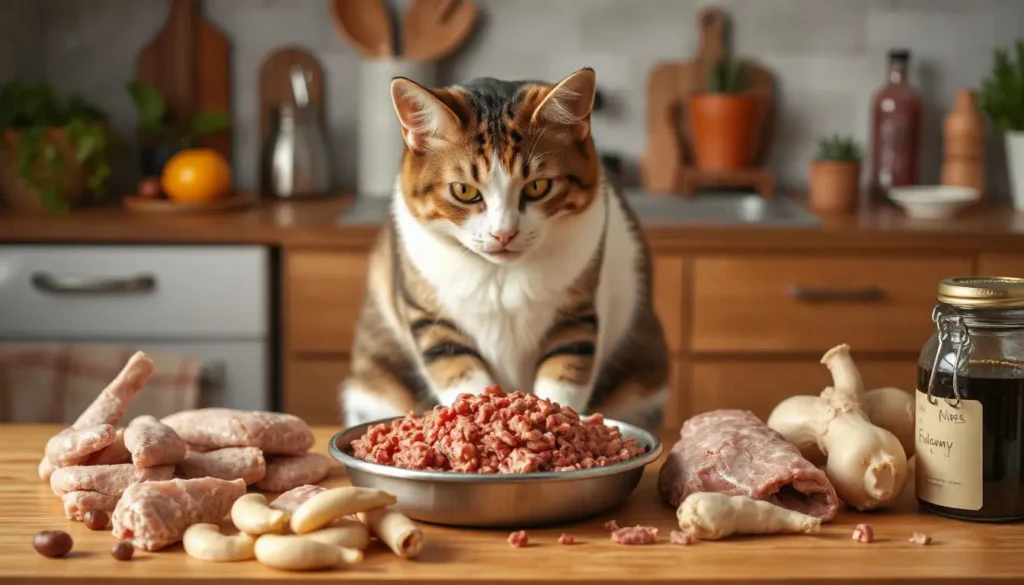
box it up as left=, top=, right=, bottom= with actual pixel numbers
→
left=788, top=285, right=885, bottom=302
left=31, top=272, right=158, bottom=295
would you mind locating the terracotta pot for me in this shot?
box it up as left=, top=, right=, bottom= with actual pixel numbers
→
left=0, top=128, right=86, bottom=213
left=687, top=93, right=758, bottom=171
left=809, top=160, right=861, bottom=215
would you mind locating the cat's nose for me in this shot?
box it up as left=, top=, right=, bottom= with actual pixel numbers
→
left=489, top=229, right=518, bottom=247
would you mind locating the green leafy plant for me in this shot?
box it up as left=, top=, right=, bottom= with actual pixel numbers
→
left=127, top=81, right=231, bottom=148
left=708, top=57, right=750, bottom=94
left=815, top=134, right=862, bottom=162
left=979, top=39, right=1024, bottom=132
left=0, top=81, right=120, bottom=212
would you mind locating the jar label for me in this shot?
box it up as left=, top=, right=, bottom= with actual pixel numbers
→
left=915, top=388, right=983, bottom=510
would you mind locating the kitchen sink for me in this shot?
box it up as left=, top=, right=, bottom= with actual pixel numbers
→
left=337, top=190, right=819, bottom=227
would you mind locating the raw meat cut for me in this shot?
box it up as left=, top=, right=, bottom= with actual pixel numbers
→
left=74, top=352, right=154, bottom=428
left=557, top=533, right=576, bottom=545
left=256, top=453, right=331, bottom=492
left=507, top=530, right=528, bottom=547
left=50, top=463, right=175, bottom=497
left=176, top=447, right=266, bottom=485
left=45, top=425, right=117, bottom=467
left=161, top=408, right=315, bottom=455
left=670, top=529, right=697, bottom=545
left=657, top=410, right=839, bottom=521
left=112, top=477, right=246, bottom=551
left=62, top=491, right=119, bottom=522
left=270, top=484, right=326, bottom=513
left=602, top=519, right=620, bottom=532
left=611, top=526, right=658, bottom=545
left=124, top=415, right=187, bottom=468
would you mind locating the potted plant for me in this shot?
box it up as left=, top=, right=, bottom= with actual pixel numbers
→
left=127, top=81, right=230, bottom=180
left=687, top=57, right=758, bottom=171
left=809, top=134, right=862, bottom=215
left=979, top=39, right=1024, bottom=211
left=0, top=81, right=120, bottom=213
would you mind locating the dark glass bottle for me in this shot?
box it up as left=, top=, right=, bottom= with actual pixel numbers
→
left=867, top=49, right=923, bottom=206
left=916, top=277, right=1024, bottom=522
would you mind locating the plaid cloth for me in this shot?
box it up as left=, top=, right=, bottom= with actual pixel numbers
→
left=0, top=343, right=202, bottom=424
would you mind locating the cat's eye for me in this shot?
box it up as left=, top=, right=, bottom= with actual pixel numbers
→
left=521, top=178, right=553, bottom=200
left=449, top=183, right=481, bottom=203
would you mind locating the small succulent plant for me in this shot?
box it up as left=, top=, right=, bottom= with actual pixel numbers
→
left=708, top=57, right=750, bottom=94
left=815, top=134, right=862, bottom=163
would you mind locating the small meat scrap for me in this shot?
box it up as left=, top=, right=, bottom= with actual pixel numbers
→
left=611, top=525, right=659, bottom=545
left=62, top=491, right=120, bottom=522
left=177, top=447, right=267, bottom=485
left=50, top=463, right=175, bottom=497
left=852, top=524, right=874, bottom=544
left=557, top=533, right=576, bottom=545
left=602, top=519, right=620, bottom=532
left=162, top=408, right=315, bottom=455
left=269, top=484, right=326, bottom=513
left=45, top=424, right=118, bottom=467
left=112, top=477, right=246, bottom=551
left=89, top=428, right=131, bottom=465
left=507, top=530, right=529, bottom=548
left=256, top=453, right=332, bottom=492
left=909, top=532, right=932, bottom=545
left=670, top=529, right=698, bottom=545
left=74, top=352, right=154, bottom=428
left=124, top=415, right=187, bottom=468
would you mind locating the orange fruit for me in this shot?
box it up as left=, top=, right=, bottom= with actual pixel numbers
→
left=161, top=148, right=232, bottom=204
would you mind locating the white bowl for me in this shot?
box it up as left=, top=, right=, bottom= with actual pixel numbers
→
left=888, top=185, right=981, bottom=220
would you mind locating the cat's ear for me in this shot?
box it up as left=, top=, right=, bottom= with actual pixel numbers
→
left=391, top=77, right=462, bottom=152
left=531, top=68, right=597, bottom=140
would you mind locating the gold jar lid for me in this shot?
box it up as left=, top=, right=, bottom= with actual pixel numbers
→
left=937, top=277, right=1024, bottom=308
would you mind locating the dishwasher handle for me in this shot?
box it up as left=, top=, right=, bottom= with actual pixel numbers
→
left=31, top=272, right=158, bottom=295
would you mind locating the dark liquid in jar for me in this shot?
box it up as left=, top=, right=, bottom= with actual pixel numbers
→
left=917, top=362, right=1024, bottom=521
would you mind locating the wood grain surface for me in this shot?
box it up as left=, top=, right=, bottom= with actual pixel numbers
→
left=1, top=425, right=1023, bottom=584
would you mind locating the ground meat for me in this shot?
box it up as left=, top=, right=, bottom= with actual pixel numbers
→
left=670, top=529, right=697, bottom=545
left=602, top=519, right=620, bottom=532
left=657, top=410, right=839, bottom=521
left=350, top=385, right=646, bottom=473
left=909, top=532, right=932, bottom=545
left=557, top=533, right=576, bottom=545
left=507, top=530, right=528, bottom=547
left=852, top=524, right=874, bottom=543
left=611, top=526, right=659, bottom=545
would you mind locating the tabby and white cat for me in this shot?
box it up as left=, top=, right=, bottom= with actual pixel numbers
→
left=339, top=68, right=670, bottom=429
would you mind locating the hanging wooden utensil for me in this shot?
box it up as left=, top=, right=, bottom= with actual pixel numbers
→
left=330, top=0, right=395, bottom=58
left=402, top=0, right=478, bottom=62
left=136, top=0, right=232, bottom=163
left=257, top=47, right=325, bottom=147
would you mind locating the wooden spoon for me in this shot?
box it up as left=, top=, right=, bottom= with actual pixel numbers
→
left=330, top=0, right=394, bottom=58
left=402, top=0, right=478, bottom=62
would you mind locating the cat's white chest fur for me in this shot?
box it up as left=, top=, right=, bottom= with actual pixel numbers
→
left=393, top=192, right=608, bottom=394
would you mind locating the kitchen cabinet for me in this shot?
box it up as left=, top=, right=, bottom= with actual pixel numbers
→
left=285, top=250, right=367, bottom=354
left=978, top=253, right=1024, bottom=276
left=284, top=356, right=349, bottom=425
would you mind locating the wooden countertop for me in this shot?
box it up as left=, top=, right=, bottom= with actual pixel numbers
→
left=1, top=194, right=1023, bottom=253
left=2, top=425, right=1022, bottom=584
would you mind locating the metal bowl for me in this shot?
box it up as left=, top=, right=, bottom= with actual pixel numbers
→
left=328, top=417, right=662, bottom=528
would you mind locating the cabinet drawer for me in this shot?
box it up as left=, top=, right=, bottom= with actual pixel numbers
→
left=652, top=255, right=685, bottom=353
left=0, top=245, right=268, bottom=339
left=978, top=253, right=1024, bottom=277
left=284, top=357, right=348, bottom=425
left=286, top=251, right=368, bottom=353
left=688, top=358, right=915, bottom=423
left=692, top=255, right=971, bottom=353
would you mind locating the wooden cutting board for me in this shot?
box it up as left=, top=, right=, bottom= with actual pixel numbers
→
left=641, top=7, right=775, bottom=193
left=257, top=47, right=326, bottom=146
left=136, top=0, right=232, bottom=163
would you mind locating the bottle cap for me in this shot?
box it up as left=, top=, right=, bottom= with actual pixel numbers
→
left=888, top=49, right=911, bottom=62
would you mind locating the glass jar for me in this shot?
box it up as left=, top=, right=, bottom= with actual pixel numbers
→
left=916, top=277, right=1024, bottom=522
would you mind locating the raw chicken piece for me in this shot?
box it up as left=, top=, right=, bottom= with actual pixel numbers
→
left=38, top=458, right=54, bottom=483
left=161, top=409, right=315, bottom=455
left=269, top=484, right=326, bottom=513
left=256, top=453, right=332, bottom=492
left=45, top=424, right=117, bottom=467
left=88, top=428, right=131, bottom=465
left=62, top=491, right=119, bottom=521
left=50, top=463, right=175, bottom=497
left=124, top=415, right=187, bottom=468
left=176, top=447, right=266, bottom=485
left=74, top=352, right=155, bottom=428
left=113, top=477, right=247, bottom=551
